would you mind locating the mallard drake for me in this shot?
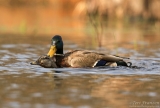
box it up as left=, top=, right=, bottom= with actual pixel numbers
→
left=44, top=35, right=131, bottom=68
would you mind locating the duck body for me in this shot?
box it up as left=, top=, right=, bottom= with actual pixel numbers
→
left=46, top=35, right=131, bottom=68
left=53, top=50, right=129, bottom=68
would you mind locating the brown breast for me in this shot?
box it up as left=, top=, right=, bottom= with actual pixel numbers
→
left=55, top=55, right=71, bottom=67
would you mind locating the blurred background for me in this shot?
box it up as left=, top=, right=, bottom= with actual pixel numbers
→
left=0, top=1, right=160, bottom=108
left=0, top=0, right=159, bottom=49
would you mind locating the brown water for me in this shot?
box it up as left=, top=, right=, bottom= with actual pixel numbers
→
left=0, top=34, right=160, bottom=108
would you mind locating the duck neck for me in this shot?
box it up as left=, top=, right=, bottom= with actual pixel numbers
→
left=56, top=48, right=63, bottom=54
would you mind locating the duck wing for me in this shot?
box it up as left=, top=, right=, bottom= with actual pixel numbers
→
left=64, top=50, right=125, bottom=68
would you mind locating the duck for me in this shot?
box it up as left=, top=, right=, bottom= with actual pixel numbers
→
left=31, top=55, right=57, bottom=68
left=42, top=35, right=132, bottom=68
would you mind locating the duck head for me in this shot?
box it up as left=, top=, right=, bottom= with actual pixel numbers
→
left=47, top=35, right=63, bottom=57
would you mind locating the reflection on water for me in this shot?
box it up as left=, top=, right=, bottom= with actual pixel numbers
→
left=0, top=36, right=160, bottom=108
left=1, top=73, right=160, bottom=108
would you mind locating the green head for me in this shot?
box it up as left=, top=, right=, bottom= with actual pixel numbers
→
left=47, top=35, right=63, bottom=57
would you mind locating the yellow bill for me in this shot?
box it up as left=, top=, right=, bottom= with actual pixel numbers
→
left=47, top=45, right=57, bottom=57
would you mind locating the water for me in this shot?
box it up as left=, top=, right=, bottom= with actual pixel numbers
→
left=0, top=35, right=160, bottom=108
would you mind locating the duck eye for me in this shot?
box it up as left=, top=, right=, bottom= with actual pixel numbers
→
left=51, top=41, right=56, bottom=45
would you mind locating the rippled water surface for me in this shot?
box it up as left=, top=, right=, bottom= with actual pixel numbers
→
left=0, top=35, right=160, bottom=108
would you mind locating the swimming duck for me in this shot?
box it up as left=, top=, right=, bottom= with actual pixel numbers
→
left=44, top=35, right=131, bottom=68
left=31, top=55, right=57, bottom=68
